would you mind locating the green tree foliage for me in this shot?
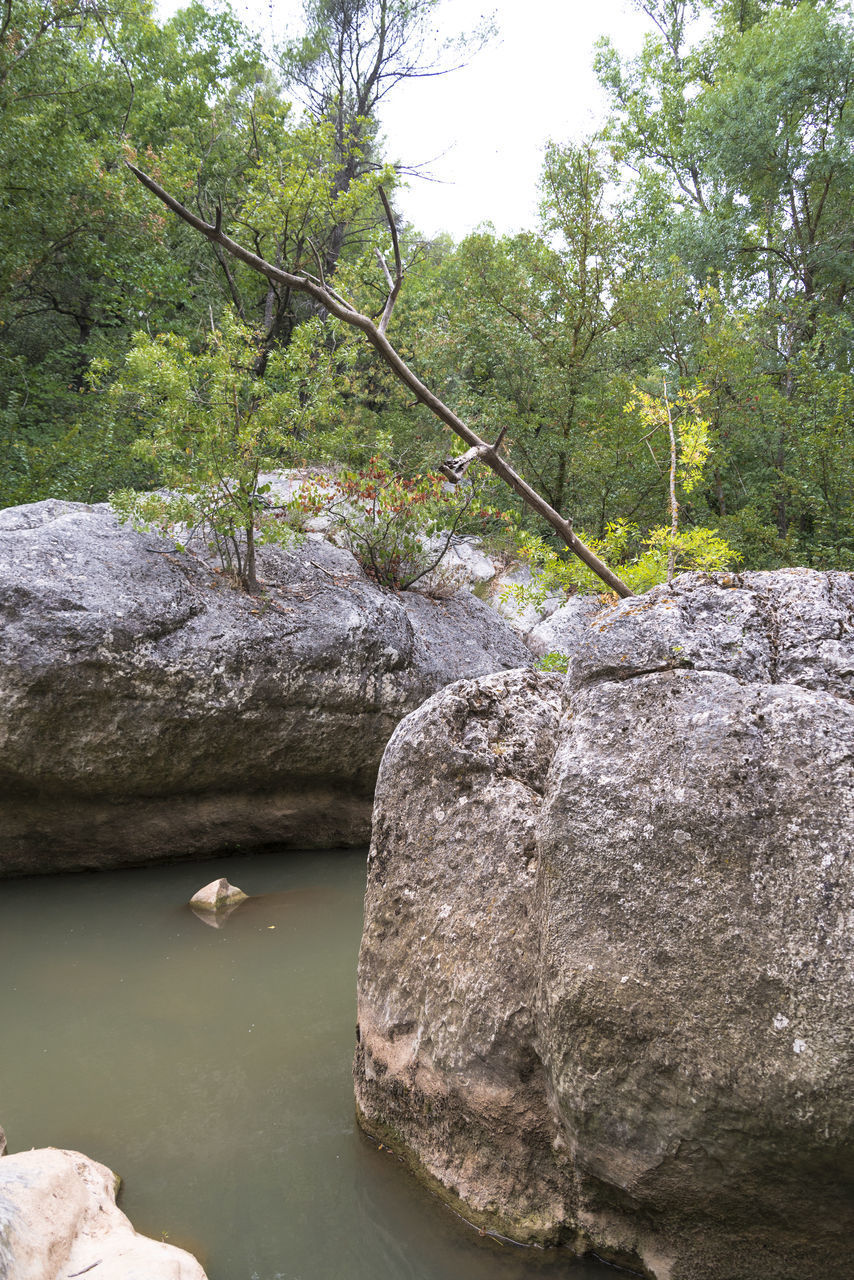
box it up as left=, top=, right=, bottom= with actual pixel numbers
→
left=595, top=0, right=854, bottom=565
left=0, top=0, right=266, bottom=505
left=407, top=141, right=672, bottom=540
left=108, top=312, right=345, bottom=592
left=3, top=0, right=852, bottom=589
left=501, top=381, right=738, bottom=602
left=278, top=0, right=488, bottom=247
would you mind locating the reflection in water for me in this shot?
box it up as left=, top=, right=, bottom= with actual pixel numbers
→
left=189, top=901, right=243, bottom=928
left=0, top=849, right=615, bottom=1280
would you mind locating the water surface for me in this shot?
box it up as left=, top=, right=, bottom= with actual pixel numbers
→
left=0, top=849, right=616, bottom=1280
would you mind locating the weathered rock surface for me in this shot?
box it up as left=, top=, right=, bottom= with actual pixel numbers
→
left=188, top=878, right=248, bottom=910
left=524, top=593, right=603, bottom=658
left=188, top=876, right=248, bottom=927
left=354, top=569, right=854, bottom=1279
left=355, top=669, right=571, bottom=1242
left=0, top=500, right=531, bottom=876
left=0, top=1147, right=207, bottom=1279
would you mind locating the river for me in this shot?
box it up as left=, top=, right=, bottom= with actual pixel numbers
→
left=0, top=849, right=618, bottom=1279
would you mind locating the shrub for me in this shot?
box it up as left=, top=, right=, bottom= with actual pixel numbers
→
left=106, top=313, right=345, bottom=592
left=288, top=460, right=481, bottom=590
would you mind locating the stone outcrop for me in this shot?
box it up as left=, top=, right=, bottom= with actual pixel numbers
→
left=262, top=469, right=607, bottom=646
left=524, top=593, right=603, bottom=658
left=0, top=500, right=531, bottom=876
left=0, top=1147, right=207, bottom=1279
left=354, top=569, right=854, bottom=1279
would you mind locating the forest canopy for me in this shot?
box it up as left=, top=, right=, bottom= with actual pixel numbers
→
left=2, top=0, right=853, bottom=585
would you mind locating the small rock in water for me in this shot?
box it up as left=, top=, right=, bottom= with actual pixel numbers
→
left=189, top=878, right=248, bottom=912
left=0, top=1147, right=208, bottom=1278
left=0, top=1123, right=6, bottom=1156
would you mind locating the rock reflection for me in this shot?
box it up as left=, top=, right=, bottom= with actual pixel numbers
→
left=188, top=885, right=338, bottom=930
left=189, top=899, right=246, bottom=929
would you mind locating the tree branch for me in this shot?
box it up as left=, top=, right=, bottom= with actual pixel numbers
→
left=375, top=185, right=403, bottom=333
left=125, top=161, right=634, bottom=598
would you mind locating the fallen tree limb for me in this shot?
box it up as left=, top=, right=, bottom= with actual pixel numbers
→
left=125, top=161, right=634, bottom=598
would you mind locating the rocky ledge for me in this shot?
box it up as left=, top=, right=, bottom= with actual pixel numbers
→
left=0, top=500, right=531, bottom=875
left=354, top=569, right=854, bottom=1280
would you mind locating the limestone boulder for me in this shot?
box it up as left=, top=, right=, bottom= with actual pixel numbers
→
left=0, top=1147, right=207, bottom=1280
left=354, top=669, right=572, bottom=1242
left=487, top=562, right=567, bottom=638
left=0, top=500, right=531, bottom=875
left=355, top=569, right=854, bottom=1279
left=188, top=878, right=248, bottom=910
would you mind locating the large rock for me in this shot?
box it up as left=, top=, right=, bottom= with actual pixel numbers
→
left=354, top=569, right=854, bottom=1279
left=0, top=500, right=531, bottom=875
left=355, top=669, right=571, bottom=1243
left=0, top=1147, right=207, bottom=1279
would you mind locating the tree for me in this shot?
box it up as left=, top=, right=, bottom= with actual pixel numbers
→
left=0, top=0, right=268, bottom=505
left=421, top=140, right=663, bottom=537
left=622, top=380, right=729, bottom=584
left=0, top=0, right=488, bottom=515
left=596, top=0, right=854, bottom=559
left=279, top=0, right=488, bottom=269
left=127, top=161, right=636, bottom=597
left=108, top=312, right=344, bottom=593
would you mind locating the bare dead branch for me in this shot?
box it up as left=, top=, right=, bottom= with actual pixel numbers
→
left=438, top=444, right=489, bottom=484
left=307, top=236, right=329, bottom=291
left=374, top=245, right=394, bottom=292
left=375, top=185, right=403, bottom=333
left=492, top=424, right=509, bottom=452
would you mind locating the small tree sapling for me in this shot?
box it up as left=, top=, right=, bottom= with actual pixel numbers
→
left=107, top=311, right=347, bottom=593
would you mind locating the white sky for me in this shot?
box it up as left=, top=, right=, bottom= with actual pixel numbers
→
left=160, top=0, right=652, bottom=238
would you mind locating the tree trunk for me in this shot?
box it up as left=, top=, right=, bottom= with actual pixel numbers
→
left=243, top=522, right=261, bottom=595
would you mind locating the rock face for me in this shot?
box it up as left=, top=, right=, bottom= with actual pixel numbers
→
left=355, top=669, right=572, bottom=1243
left=0, top=1147, right=207, bottom=1280
left=524, top=593, right=603, bottom=658
left=354, top=570, right=854, bottom=1280
left=0, top=500, right=531, bottom=875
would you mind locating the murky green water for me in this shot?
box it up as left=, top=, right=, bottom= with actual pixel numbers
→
left=0, top=849, right=616, bottom=1280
